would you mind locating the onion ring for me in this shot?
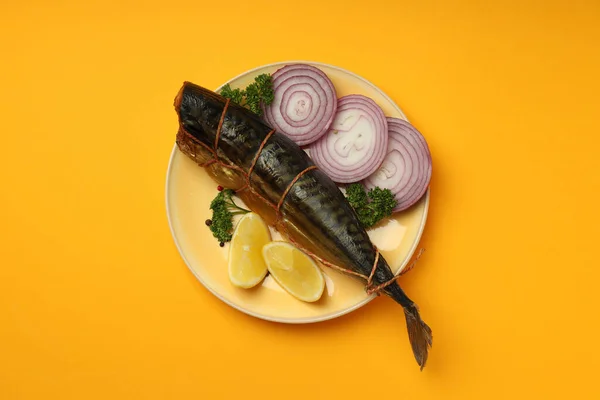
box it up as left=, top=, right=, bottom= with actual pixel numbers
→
left=308, top=94, right=388, bottom=183
left=262, top=64, right=337, bottom=146
left=363, top=117, right=432, bottom=212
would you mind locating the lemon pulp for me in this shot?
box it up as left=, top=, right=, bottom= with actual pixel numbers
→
left=262, top=242, right=325, bottom=303
left=228, top=212, right=271, bottom=288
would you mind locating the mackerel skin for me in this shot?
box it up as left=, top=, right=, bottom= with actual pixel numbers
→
left=173, top=81, right=432, bottom=369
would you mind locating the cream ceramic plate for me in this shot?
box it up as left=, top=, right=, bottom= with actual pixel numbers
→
left=165, top=61, right=429, bottom=323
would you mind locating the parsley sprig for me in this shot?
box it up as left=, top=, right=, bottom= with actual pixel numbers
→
left=345, top=183, right=397, bottom=228
left=220, top=73, right=274, bottom=116
left=206, top=187, right=250, bottom=245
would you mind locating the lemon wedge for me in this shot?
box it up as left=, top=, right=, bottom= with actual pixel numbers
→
left=262, top=242, right=325, bottom=302
left=228, top=212, right=271, bottom=288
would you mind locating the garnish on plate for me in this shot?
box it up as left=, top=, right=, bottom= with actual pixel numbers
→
left=228, top=212, right=271, bottom=288
left=261, top=64, right=337, bottom=146
left=308, top=94, right=389, bottom=183
left=220, top=73, right=274, bottom=116
left=262, top=241, right=325, bottom=303
left=345, top=183, right=397, bottom=228
left=363, top=117, right=432, bottom=212
left=207, top=187, right=249, bottom=245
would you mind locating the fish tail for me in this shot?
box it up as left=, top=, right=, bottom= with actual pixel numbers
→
left=403, top=302, right=433, bottom=370
left=379, top=260, right=433, bottom=369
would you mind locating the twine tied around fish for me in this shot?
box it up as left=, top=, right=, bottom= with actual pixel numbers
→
left=178, top=98, right=426, bottom=296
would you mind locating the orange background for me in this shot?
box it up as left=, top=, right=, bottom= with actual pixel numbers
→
left=1, top=1, right=599, bottom=399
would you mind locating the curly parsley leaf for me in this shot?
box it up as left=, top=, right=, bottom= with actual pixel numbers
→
left=220, top=73, right=274, bottom=116
left=345, top=183, right=397, bottom=228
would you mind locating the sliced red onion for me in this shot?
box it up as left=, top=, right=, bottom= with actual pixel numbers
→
left=363, top=118, right=432, bottom=212
left=308, top=95, right=388, bottom=183
left=262, top=64, right=337, bottom=146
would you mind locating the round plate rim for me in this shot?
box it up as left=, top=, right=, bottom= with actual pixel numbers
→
left=165, top=60, right=430, bottom=324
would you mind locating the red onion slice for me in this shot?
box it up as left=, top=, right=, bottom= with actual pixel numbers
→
left=363, top=118, right=432, bottom=212
left=262, top=64, right=337, bottom=146
left=308, top=95, right=389, bottom=183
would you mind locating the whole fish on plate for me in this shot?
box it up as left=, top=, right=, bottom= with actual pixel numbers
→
left=173, top=81, right=432, bottom=369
